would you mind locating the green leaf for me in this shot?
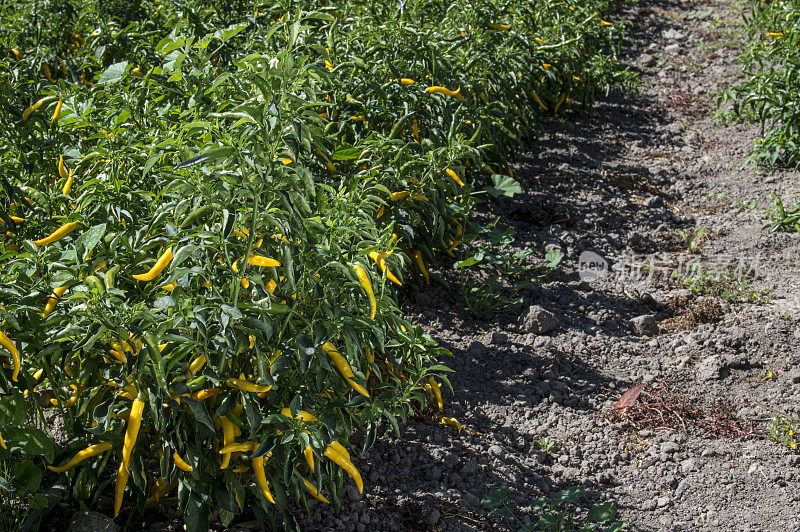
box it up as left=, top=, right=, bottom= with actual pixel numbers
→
left=486, top=174, right=522, bottom=198
left=545, top=248, right=564, bottom=269
left=481, top=486, right=509, bottom=509
left=30, top=492, right=49, bottom=509
left=332, top=146, right=361, bottom=161
left=588, top=501, right=618, bottom=523
left=454, top=256, right=481, bottom=269
left=182, top=398, right=216, bottom=435
left=75, top=223, right=106, bottom=261
left=552, top=486, right=585, bottom=505
left=172, top=244, right=199, bottom=269
left=98, top=61, right=129, bottom=84
left=3, top=426, right=55, bottom=462
left=11, top=459, right=43, bottom=495
left=0, top=393, right=26, bottom=425
left=184, top=491, right=210, bottom=532
left=176, top=147, right=236, bottom=169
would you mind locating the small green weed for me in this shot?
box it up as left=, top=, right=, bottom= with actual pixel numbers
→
left=676, top=269, right=771, bottom=304
left=676, top=226, right=707, bottom=254
left=0, top=458, right=46, bottom=531
left=534, top=436, right=556, bottom=454
left=768, top=414, right=799, bottom=451
left=482, top=485, right=626, bottom=532
left=764, top=196, right=800, bottom=233
left=455, top=222, right=564, bottom=318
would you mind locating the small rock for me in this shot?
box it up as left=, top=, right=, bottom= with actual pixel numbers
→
left=681, top=458, right=697, bottom=474
left=674, top=479, right=689, bottom=500
left=520, top=306, right=559, bottom=335
left=425, top=509, right=441, bottom=527
left=461, top=459, right=479, bottom=475
left=639, top=53, right=656, bottom=67
left=657, top=496, right=671, bottom=508
left=697, top=355, right=726, bottom=381
left=68, top=512, right=119, bottom=532
left=662, top=29, right=686, bottom=40
left=661, top=442, right=679, bottom=454
left=664, top=43, right=681, bottom=54
left=488, top=445, right=504, bottom=457
left=642, top=499, right=658, bottom=511
left=631, top=315, right=659, bottom=337
left=425, top=466, right=442, bottom=481
left=491, top=332, right=509, bottom=345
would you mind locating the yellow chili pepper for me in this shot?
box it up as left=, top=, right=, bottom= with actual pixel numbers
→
left=353, top=264, right=376, bottom=320
left=399, top=78, right=415, bottom=85
left=115, top=395, right=145, bottom=515
left=62, top=169, right=74, bottom=196
left=43, top=286, right=68, bottom=317
left=280, top=407, right=318, bottom=422
left=227, top=377, right=271, bottom=393
left=219, top=442, right=256, bottom=454
left=428, top=377, right=443, bottom=411
left=412, top=250, right=430, bottom=284
left=47, top=442, right=112, bottom=472
left=426, top=86, right=465, bottom=100
left=446, top=168, right=465, bottom=187
left=368, top=251, right=402, bottom=286
left=304, top=446, right=315, bottom=472
left=173, top=452, right=193, bottom=472
left=303, top=478, right=330, bottom=503
left=132, top=246, right=173, bottom=281
left=58, top=155, right=69, bottom=180
left=188, top=354, right=206, bottom=374
left=51, top=98, right=63, bottom=122
left=389, top=191, right=410, bottom=202
left=440, top=416, right=462, bottom=432
left=328, top=440, right=351, bottom=462
left=220, top=416, right=236, bottom=469
left=321, top=342, right=370, bottom=398
left=252, top=455, right=276, bottom=503
left=554, top=93, right=567, bottom=114
left=191, top=387, right=224, bottom=401
left=33, top=221, right=80, bottom=247
left=530, top=91, right=548, bottom=111
left=0, top=331, right=20, bottom=382
left=43, top=64, right=56, bottom=83
left=487, top=22, right=511, bottom=30
left=114, top=464, right=129, bottom=516
left=324, top=444, right=363, bottom=493
left=22, top=97, right=47, bottom=120
left=0, top=430, right=5, bottom=449
left=247, top=255, right=280, bottom=267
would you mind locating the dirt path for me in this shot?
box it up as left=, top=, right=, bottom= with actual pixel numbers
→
left=303, top=1, right=800, bottom=530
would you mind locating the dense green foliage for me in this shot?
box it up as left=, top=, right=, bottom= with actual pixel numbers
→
left=726, top=0, right=800, bottom=168
left=0, top=0, right=630, bottom=528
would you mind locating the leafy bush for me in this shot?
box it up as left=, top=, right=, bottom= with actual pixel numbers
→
left=0, top=0, right=630, bottom=528
left=724, top=0, right=800, bottom=168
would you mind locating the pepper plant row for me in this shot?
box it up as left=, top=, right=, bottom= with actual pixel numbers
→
left=0, top=0, right=630, bottom=528
left=725, top=0, right=800, bottom=168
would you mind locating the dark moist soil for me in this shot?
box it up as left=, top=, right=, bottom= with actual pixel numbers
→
left=65, top=1, right=800, bottom=530
left=298, top=0, right=800, bottom=530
